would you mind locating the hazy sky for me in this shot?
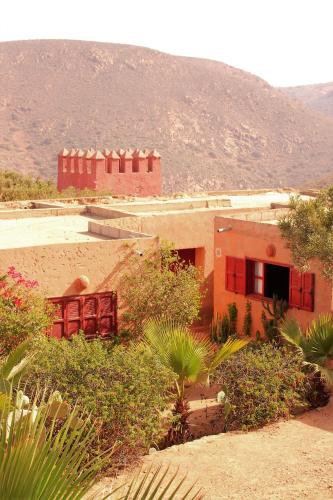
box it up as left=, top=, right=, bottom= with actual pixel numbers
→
left=0, top=0, right=332, bottom=87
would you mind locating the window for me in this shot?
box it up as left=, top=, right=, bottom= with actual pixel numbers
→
left=253, top=261, right=264, bottom=294
left=225, top=256, right=315, bottom=311
left=247, top=259, right=290, bottom=302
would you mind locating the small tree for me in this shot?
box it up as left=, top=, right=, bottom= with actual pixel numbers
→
left=279, top=188, right=333, bottom=280
left=0, top=266, right=54, bottom=354
left=120, top=242, right=203, bottom=335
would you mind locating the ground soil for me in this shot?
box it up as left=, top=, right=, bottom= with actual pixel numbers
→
left=95, top=397, right=333, bottom=499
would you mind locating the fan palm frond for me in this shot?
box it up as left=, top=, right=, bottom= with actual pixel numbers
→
left=281, top=314, right=333, bottom=386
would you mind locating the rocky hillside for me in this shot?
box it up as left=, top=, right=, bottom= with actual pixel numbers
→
left=1, top=40, right=333, bottom=192
left=281, top=82, right=333, bottom=119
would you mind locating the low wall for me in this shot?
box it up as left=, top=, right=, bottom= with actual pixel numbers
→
left=88, top=221, right=153, bottom=240
left=0, top=206, right=85, bottom=220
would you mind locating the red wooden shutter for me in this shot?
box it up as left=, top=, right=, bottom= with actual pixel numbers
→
left=235, top=258, right=246, bottom=294
left=302, top=272, right=315, bottom=312
left=289, top=269, right=302, bottom=308
left=289, top=269, right=315, bottom=311
left=225, top=256, right=246, bottom=294
left=226, top=256, right=236, bottom=292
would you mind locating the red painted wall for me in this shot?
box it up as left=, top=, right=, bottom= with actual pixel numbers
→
left=57, top=149, right=162, bottom=196
left=214, top=216, right=333, bottom=337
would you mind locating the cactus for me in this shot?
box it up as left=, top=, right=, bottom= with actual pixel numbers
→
left=243, top=301, right=252, bottom=337
left=228, top=303, right=238, bottom=336
left=210, top=306, right=238, bottom=344
left=261, top=294, right=288, bottom=344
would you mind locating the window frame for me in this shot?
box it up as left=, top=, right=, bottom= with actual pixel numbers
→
left=246, top=257, right=290, bottom=301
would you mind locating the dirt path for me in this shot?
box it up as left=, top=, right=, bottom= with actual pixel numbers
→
left=96, top=398, right=333, bottom=499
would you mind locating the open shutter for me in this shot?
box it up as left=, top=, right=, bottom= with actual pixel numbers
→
left=302, top=272, right=315, bottom=312
left=289, top=269, right=315, bottom=311
left=225, top=256, right=246, bottom=294
left=234, top=258, right=246, bottom=294
left=226, top=256, right=236, bottom=292
left=289, top=268, right=302, bottom=308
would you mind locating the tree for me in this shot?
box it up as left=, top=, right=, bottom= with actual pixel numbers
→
left=144, top=318, right=248, bottom=444
left=278, top=188, right=333, bottom=280
left=281, top=314, right=333, bottom=386
left=120, top=243, right=204, bottom=335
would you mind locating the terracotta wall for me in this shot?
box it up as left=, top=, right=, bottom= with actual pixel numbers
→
left=214, top=216, right=332, bottom=336
left=57, top=155, right=161, bottom=197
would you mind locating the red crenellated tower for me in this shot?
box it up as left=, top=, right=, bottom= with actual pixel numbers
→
left=57, top=148, right=162, bottom=196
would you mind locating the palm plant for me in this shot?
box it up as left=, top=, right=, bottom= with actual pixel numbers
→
left=281, top=314, right=333, bottom=386
left=115, top=464, right=202, bottom=499
left=144, top=318, right=248, bottom=444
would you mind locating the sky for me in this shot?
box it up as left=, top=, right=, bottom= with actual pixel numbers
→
left=0, top=0, right=332, bottom=87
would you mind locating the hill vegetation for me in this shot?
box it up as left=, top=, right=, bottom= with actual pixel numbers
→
left=0, top=170, right=107, bottom=201
left=0, top=40, right=333, bottom=192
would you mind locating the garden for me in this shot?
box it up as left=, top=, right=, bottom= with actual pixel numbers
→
left=0, top=192, right=333, bottom=499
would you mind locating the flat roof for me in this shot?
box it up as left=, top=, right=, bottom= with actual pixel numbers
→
left=0, top=215, right=111, bottom=249
left=0, top=190, right=311, bottom=248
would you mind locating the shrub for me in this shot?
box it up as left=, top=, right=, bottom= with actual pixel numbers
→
left=0, top=266, right=54, bottom=354
left=28, top=334, right=174, bottom=471
left=120, top=242, right=203, bottom=335
left=0, top=169, right=113, bottom=201
left=213, top=343, right=310, bottom=431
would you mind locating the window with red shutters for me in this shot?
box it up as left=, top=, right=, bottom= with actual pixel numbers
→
left=225, top=256, right=246, bottom=294
left=225, top=257, right=315, bottom=311
left=289, top=269, right=315, bottom=311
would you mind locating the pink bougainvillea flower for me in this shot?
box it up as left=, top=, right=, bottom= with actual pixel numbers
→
left=0, top=281, right=7, bottom=289
left=13, top=298, right=22, bottom=309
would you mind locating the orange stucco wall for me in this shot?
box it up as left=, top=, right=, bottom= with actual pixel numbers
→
left=214, top=216, right=333, bottom=336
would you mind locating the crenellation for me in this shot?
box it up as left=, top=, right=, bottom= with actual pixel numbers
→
left=57, top=147, right=162, bottom=195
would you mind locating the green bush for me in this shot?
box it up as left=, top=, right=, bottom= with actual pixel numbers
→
left=0, top=169, right=113, bottom=201
left=213, top=343, right=310, bottom=431
left=28, top=334, right=174, bottom=471
left=120, top=242, right=203, bottom=335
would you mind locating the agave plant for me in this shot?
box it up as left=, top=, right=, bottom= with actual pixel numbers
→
left=281, top=314, right=333, bottom=386
left=144, top=318, right=248, bottom=444
left=0, top=339, right=32, bottom=410
left=0, top=386, right=115, bottom=500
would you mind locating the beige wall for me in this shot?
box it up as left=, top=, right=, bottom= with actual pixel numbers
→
left=0, top=237, right=158, bottom=298
left=96, top=210, right=231, bottom=323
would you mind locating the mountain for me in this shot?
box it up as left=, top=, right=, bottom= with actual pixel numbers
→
left=281, top=83, right=333, bottom=119
left=1, top=39, right=333, bottom=192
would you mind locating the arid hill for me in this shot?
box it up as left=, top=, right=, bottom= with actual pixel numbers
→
left=281, top=82, right=333, bottom=119
left=1, top=39, right=333, bottom=192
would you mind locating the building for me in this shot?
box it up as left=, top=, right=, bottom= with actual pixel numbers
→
left=214, top=208, right=331, bottom=335
left=0, top=190, right=326, bottom=339
left=57, top=148, right=162, bottom=197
